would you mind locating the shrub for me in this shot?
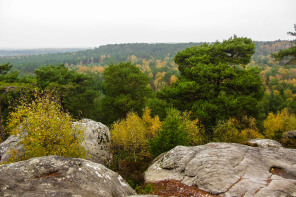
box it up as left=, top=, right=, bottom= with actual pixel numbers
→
left=264, top=108, right=296, bottom=140
left=149, top=108, right=189, bottom=157
left=110, top=107, right=161, bottom=161
left=214, top=116, right=264, bottom=143
left=7, top=93, right=85, bottom=161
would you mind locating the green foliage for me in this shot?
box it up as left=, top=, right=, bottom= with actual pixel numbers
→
left=101, top=62, right=152, bottom=125
left=7, top=93, right=85, bottom=161
left=213, top=116, right=264, bottom=143
left=145, top=97, right=171, bottom=121
left=272, top=24, right=296, bottom=65
left=158, top=36, right=264, bottom=139
left=34, top=64, right=99, bottom=119
left=149, top=108, right=189, bottom=157
left=136, top=183, right=155, bottom=194
left=0, top=63, right=12, bottom=76
left=0, top=63, right=31, bottom=141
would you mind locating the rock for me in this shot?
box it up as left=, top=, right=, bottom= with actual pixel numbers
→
left=0, top=119, right=111, bottom=165
left=74, top=119, right=111, bottom=164
left=0, top=134, right=23, bottom=163
left=283, top=130, right=296, bottom=139
left=145, top=143, right=296, bottom=197
left=282, top=130, right=296, bottom=148
left=246, top=138, right=282, bottom=148
left=0, top=155, right=136, bottom=197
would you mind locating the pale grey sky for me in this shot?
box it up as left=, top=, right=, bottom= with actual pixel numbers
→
left=0, top=0, right=295, bottom=48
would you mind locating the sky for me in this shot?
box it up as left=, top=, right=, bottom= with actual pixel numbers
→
left=0, top=0, right=295, bottom=49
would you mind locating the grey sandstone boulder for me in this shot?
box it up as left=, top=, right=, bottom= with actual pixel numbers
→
left=74, top=118, right=111, bottom=164
left=0, top=134, right=23, bottom=163
left=283, top=130, right=296, bottom=139
left=0, top=155, right=136, bottom=197
left=145, top=143, right=296, bottom=197
left=246, top=138, right=282, bottom=148
left=0, top=119, right=111, bottom=165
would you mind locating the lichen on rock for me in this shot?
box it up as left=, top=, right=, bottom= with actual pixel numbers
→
left=0, top=155, right=136, bottom=197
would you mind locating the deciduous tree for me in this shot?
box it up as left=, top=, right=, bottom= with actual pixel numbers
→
left=8, top=93, right=85, bottom=161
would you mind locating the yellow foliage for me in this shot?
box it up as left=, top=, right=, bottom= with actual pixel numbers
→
left=7, top=93, right=85, bottom=162
left=128, top=55, right=138, bottom=62
left=181, top=111, right=205, bottom=145
left=273, top=90, right=280, bottom=95
left=169, top=75, right=178, bottom=85
left=111, top=109, right=161, bottom=161
left=264, top=108, right=296, bottom=139
left=142, top=107, right=162, bottom=136
left=214, top=116, right=263, bottom=143
left=284, top=89, right=293, bottom=99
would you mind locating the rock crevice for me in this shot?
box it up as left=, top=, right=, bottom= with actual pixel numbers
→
left=145, top=142, right=296, bottom=197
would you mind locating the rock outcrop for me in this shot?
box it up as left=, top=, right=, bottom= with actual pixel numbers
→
left=0, top=119, right=111, bottom=165
left=284, top=130, right=296, bottom=140
left=74, top=119, right=111, bottom=164
left=0, top=155, right=136, bottom=197
left=282, top=130, right=296, bottom=148
left=145, top=143, right=296, bottom=197
left=246, top=138, right=282, bottom=148
left=0, top=134, right=23, bottom=163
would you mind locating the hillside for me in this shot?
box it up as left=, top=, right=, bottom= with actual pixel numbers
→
left=0, top=41, right=291, bottom=73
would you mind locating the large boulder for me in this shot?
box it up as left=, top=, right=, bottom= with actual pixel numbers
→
left=0, top=119, right=111, bottom=165
left=74, top=119, right=111, bottom=164
left=0, top=155, right=136, bottom=197
left=145, top=143, right=296, bottom=197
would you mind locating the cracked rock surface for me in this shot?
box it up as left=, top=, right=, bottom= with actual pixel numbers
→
left=145, top=143, right=296, bottom=197
left=0, top=155, right=136, bottom=197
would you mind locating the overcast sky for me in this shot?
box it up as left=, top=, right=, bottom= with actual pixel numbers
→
left=0, top=0, right=295, bottom=49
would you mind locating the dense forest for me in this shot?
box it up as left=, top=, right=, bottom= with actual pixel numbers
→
left=0, top=48, right=85, bottom=57
left=1, top=32, right=296, bottom=189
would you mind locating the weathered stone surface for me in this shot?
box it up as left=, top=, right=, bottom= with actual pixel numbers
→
left=145, top=143, right=296, bottom=197
left=0, top=155, right=136, bottom=197
left=0, top=119, right=111, bottom=165
left=0, top=134, right=23, bottom=163
left=246, top=138, right=282, bottom=148
left=283, top=130, right=296, bottom=139
left=74, top=119, right=111, bottom=164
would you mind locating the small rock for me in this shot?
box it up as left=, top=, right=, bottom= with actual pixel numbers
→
left=283, top=130, right=296, bottom=139
left=246, top=138, right=282, bottom=148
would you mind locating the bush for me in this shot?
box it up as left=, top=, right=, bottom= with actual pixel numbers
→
left=110, top=107, right=161, bottom=161
left=7, top=93, right=85, bottom=161
left=149, top=108, right=189, bottom=157
left=264, top=108, right=296, bottom=140
left=214, top=116, right=264, bottom=143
